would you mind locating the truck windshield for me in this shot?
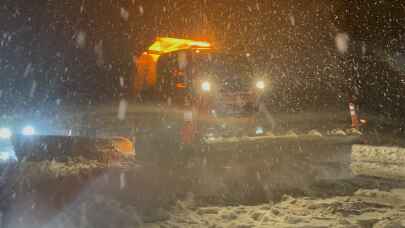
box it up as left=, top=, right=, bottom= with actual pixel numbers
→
left=193, top=53, right=253, bottom=91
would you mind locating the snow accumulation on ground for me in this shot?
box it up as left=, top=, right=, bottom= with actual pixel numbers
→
left=2, top=127, right=405, bottom=228
left=145, top=188, right=405, bottom=228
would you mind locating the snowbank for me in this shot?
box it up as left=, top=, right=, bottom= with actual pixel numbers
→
left=146, top=188, right=405, bottom=228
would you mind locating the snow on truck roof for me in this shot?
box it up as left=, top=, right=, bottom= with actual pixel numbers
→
left=147, top=37, right=212, bottom=54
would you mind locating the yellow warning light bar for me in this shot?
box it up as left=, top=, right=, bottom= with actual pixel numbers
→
left=147, top=37, right=212, bottom=54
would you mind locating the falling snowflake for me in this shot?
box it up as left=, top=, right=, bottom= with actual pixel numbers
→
left=23, top=63, right=32, bottom=78
left=335, top=33, right=350, bottom=54
left=289, top=15, right=296, bottom=26
left=138, top=5, right=144, bottom=15
left=120, top=7, right=129, bottom=21
left=120, top=172, right=126, bottom=190
left=119, top=77, right=125, bottom=87
left=80, top=0, right=85, bottom=14
left=94, top=40, right=104, bottom=66
left=76, top=31, right=87, bottom=48
left=29, top=81, right=37, bottom=98
left=361, top=42, right=367, bottom=55
left=117, top=99, right=128, bottom=120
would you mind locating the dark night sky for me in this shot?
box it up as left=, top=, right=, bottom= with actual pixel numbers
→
left=0, top=0, right=404, bottom=120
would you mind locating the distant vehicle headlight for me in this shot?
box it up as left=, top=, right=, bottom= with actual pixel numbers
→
left=22, top=126, right=35, bottom=136
left=0, top=128, right=12, bottom=139
left=201, top=81, right=211, bottom=92
left=255, top=126, right=264, bottom=135
left=0, top=152, right=12, bottom=161
left=256, top=80, right=265, bottom=90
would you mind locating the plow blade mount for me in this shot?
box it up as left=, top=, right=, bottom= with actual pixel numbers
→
left=352, top=145, right=405, bottom=181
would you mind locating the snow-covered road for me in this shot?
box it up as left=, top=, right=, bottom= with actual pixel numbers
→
left=145, top=187, right=405, bottom=228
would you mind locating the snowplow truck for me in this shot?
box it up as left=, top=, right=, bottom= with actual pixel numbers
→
left=11, top=37, right=361, bottom=166
left=130, top=37, right=361, bottom=163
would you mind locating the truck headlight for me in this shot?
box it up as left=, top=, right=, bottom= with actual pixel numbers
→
left=0, top=128, right=12, bottom=139
left=22, top=126, right=35, bottom=136
left=201, top=81, right=211, bottom=92
left=256, top=80, right=265, bottom=90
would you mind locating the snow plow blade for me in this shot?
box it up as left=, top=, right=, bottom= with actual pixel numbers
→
left=351, top=145, right=405, bottom=180
left=12, top=135, right=135, bottom=162
left=183, top=134, right=363, bottom=204
left=203, top=134, right=362, bottom=163
left=3, top=135, right=175, bottom=228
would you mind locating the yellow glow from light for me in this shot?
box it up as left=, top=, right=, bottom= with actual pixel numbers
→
left=256, top=80, right=265, bottom=90
left=148, top=37, right=211, bottom=54
left=201, top=81, right=211, bottom=92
